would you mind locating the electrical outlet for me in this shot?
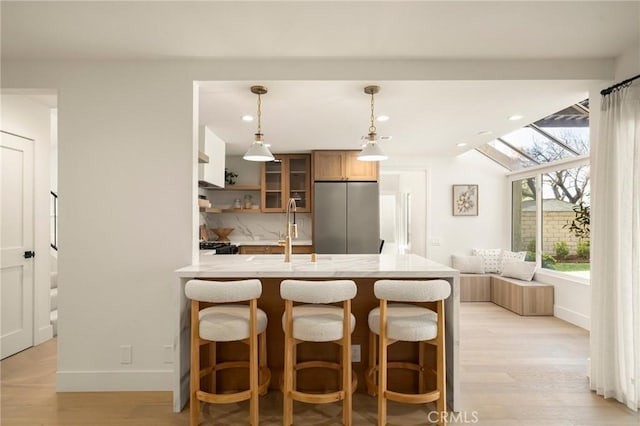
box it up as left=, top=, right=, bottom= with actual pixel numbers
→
left=120, top=345, right=132, bottom=364
left=351, top=345, right=361, bottom=363
left=163, top=345, right=174, bottom=364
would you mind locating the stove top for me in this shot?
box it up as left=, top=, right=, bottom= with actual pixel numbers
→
left=199, top=241, right=239, bottom=254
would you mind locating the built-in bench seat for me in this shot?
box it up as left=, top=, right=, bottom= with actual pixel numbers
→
left=460, top=273, right=554, bottom=316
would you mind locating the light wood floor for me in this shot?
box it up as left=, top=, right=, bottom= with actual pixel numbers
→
left=2, top=303, right=638, bottom=425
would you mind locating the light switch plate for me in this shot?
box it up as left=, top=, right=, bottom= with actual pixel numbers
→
left=120, top=345, right=132, bottom=364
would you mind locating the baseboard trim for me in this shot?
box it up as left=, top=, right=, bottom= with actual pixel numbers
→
left=57, top=369, right=173, bottom=392
left=35, top=324, right=53, bottom=345
left=554, top=305, right=590, bottom=330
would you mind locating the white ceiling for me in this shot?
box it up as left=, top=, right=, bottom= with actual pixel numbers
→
left=2, top=1, right=638, bottom=60
left=198, top=80, right=591, bottom=157
left=2, top=1, right=638, bottom=157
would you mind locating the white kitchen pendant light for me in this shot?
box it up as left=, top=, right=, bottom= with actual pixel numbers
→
left=358, top=85, right=388, bottom=162
left=243, top=85, right=275, bottom=162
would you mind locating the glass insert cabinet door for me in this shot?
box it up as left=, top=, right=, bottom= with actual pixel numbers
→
left=262, top=158, right=283, bottom=211
left=288, top=156, right=309, bottom=210
left=261, top=154, right=311, bottom=213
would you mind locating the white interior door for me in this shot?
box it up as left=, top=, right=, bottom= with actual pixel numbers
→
left=1, top=131, right=35, bottom=359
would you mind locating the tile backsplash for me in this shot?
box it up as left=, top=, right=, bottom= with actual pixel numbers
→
left=202, top=212, right=312, bottom=242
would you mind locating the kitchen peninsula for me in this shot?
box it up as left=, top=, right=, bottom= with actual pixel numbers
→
left=174, top=254, right=460, bottom=412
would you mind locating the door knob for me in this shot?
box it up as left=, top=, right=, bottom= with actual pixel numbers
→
left=24, top=251, right=35, bottom=259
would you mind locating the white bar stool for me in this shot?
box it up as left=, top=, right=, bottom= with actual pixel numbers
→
left=365, top=279, right=451, bottom=426
left=280, top=279, right=358, bottom=426
left=185, top=279, right=271, bottom=426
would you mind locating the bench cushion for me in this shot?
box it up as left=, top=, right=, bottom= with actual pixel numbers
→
left=501, top=260, right=536, bottom=281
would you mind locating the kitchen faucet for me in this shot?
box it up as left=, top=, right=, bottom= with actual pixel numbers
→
left=281, top=198, right=298, bottom=262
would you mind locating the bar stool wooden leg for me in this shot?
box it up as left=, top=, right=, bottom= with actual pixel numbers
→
left=419, top=341, right=426, bottom=394
left=259, top=330, right=268, bottom=396
left=436, top=300, right=447, bottom=426
left=209, top=342, right=217, bottom=394
left=249, top=299, right=259, bottom=426
left=377, top=300, right=388, bottom=426
left=342, top=299, right=352, bottom=426
left=368, top=331, right=377, bottom=394
left=190, top=300, right=201, bottom=426
left=283, top=300, right=294, bottom=426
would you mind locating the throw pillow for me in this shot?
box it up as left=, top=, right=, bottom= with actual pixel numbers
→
left=472, top=248, right=502, bottom=273
left=501, top=261, right=537, bottom=281
left=451, top=255, right=485, bottom=273
left=500, top=250, right=527, bottom=273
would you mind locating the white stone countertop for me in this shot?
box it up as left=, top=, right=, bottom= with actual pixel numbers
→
left=229, top=239, right=313, bottom=246
left=176, top=253, right=458, bottom=278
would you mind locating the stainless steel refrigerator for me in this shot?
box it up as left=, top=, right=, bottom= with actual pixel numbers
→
left=314, top=182, right=380, bottom=254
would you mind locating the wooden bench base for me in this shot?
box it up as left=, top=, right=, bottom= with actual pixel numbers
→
left=460, top=274, right=553, bottom=316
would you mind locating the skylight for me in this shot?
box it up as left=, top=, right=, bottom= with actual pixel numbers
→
left=478, top=101, right=589, bottom=171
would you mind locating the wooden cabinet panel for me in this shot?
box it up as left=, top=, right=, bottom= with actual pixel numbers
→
left=313, top=150, right=378, bottom=181
left=239, top=245, right=284, bottom=255
left=239, top=245, right=313, bottom=255
left=344, top=151, right=378, bottom=181
left=292, top=245, right=314, bottom=254
left=460, top=274, right=491, bottom=302
left=313, top=151, right=345, bottom=181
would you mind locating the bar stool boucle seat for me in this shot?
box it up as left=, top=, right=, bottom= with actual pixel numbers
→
left=280, top=279, right=358, bottom=426
left=365, top=279, right=451, bottom=426
left=185, top=279, right=271, bottom=426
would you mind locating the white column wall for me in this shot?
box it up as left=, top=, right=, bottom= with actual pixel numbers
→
left=53, top=68, right=194, bottom=390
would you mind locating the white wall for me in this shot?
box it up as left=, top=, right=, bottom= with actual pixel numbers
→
left=0, top=57, right=611, bottom=391
left=1, top=94, right=53, bottom=344
left=382, top=150, right=509, bottom=266
left=614, top=44, right=640, bottom=80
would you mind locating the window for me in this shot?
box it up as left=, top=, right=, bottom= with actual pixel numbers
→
left=512, top=178, right=536, bottom=258
left=504, top=101, right=591, bottom=281
left=509, top=161, right=591, bottom=280
left=541, top=165, right=590, bottom=277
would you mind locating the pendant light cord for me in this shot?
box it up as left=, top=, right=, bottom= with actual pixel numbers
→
left=369, top=92, right=376, bottom=134
left=256, top=93, right=262, bottom=135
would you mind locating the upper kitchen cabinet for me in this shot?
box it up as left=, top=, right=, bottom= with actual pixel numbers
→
left=313, top=150, right=378, bottom=181
left=198, top=126, right=226, bottom=188
left=261, top=154, right=311, bottom=212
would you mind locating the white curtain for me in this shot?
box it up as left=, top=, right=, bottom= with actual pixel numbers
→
left=590, top=80, right=640, bottom=411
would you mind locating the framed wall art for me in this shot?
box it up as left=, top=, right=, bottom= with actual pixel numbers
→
left=452, top=184, right=478, bottom=216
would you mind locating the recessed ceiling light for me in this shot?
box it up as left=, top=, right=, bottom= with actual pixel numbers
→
left=477, top=130, right=493, bottom=136
left=457, top=142, right=468, bottom=147
left=508, top=115, right=523, bottom=121
left=241, top=115, right=254, bottom=122
left=376, top=115, right=390, bottom=122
